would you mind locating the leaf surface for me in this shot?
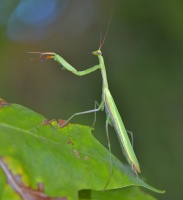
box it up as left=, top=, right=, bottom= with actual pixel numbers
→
left=0, top=102, right=164, bottom=199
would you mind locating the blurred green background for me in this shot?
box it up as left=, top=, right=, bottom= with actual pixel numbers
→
left=0, top=0, right=182, bottom=199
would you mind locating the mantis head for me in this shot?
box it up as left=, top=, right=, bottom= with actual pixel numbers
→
left=92, top=50, right=102, bottom=56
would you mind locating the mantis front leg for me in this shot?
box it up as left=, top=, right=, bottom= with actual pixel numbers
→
left=29, top=51, right=104, bottom=127
left=29, top=52, right=101, bottom=76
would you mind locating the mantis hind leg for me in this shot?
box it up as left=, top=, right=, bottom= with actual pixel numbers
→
left=104, top=116, right=113, bottom=190
left=92, top=101, right=101, bottom=127
left=126, top=130, right=134, bottom=148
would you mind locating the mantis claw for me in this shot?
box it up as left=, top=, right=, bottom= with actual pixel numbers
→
left=28, top=52, right=55, bottom=61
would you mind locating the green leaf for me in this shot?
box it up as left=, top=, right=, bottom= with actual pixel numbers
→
left=0, top=102, right=164, bottom=200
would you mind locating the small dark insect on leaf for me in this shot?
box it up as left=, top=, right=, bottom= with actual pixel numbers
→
left=0, top=158, right=67, bottom=200
left=0, top=98, right=10, bottom=108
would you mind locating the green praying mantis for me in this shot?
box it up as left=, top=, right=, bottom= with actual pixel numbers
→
left=29, top=47, right=141, bottom=174
left=29, top=6, right=141, bottom=175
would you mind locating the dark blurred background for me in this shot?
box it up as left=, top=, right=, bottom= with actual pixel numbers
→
left=0, top=0, right=182, bottom=199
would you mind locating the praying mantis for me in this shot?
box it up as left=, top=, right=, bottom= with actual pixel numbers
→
left=29, top=47, right=141, bottom=174
left=29, top=2, right=141, bottom=175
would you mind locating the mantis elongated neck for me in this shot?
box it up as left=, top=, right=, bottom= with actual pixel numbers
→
left=98, top=55, right=108, bottom=89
